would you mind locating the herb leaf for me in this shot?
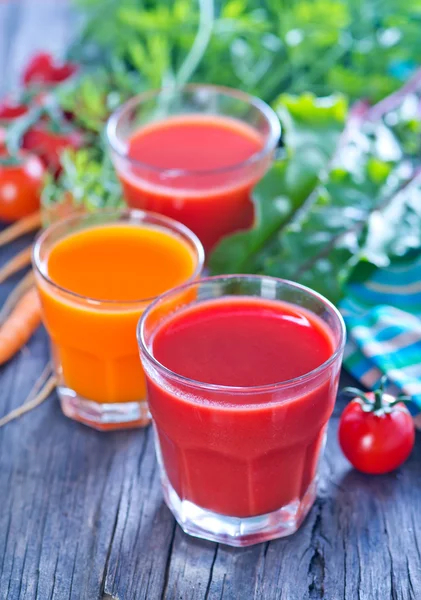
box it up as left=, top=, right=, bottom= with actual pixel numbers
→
left=209, top=93, right=347, bottom=275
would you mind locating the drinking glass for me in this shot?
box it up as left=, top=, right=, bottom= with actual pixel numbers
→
left=33, top=209, right=204, bottom=430
left=138, top=275, right=345, bottom=546
left=107, top=84, right=281, bottom=253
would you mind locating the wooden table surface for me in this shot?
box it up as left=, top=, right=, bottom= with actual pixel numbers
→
left=1, top=2, right=421, bottom=599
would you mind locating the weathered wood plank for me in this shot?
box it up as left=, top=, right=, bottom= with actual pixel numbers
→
left=1, top=280, right=420, bottom=598
left=99, top=426, right=176, bottom=600
left=158, top=529, right=218, bottom=600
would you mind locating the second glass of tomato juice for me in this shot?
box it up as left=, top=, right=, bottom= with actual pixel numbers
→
left=32, top=209, right=204, bottom=430
left=106, top=85, right=281, bottom=253
left=138, top=275, right=345, bottom=546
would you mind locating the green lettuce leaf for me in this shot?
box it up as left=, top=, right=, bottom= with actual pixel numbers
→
left=262, top=161, right=399, bottom=303
left=358, top=173, right=421, bottom=267
left=209, top=93, right=347, bottom=274
left=210, top=88, right=421, bottom=304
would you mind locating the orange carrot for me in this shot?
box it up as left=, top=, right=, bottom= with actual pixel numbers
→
left=0, top=211, right=42, bottom=247
left=0, top=270, right=35, bottom=326
left=0, top=286, right=41, bottom=365
left=0, top=245, right=33, bottom=284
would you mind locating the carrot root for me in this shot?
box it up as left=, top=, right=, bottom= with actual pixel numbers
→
left=0, top=245, right=33, bottom=285
left=0, top=270, right=35, bottom=326
left=0, top=286, right=42, bottom=365
left=0, top=211, right=42, bottom=247
left=0, top=370, right=57, bottom=428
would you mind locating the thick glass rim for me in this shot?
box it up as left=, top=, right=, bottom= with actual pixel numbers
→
left=138, top=274, right=346, bottom=394
left=106, top=84, right=281, bottom=177
left=32, top=208, right=205, bottom=306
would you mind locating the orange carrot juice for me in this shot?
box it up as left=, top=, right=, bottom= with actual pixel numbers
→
left=33, top=210, right=204, bottom=430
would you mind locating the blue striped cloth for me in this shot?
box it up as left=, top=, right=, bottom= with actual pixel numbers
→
left=340, top=252, right=421, bottom=419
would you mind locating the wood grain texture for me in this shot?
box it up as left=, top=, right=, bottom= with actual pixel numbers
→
left=1, top=2, right=421, bottom=598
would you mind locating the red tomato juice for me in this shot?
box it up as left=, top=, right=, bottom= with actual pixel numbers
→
left=117, top=115, right=267, bottom=252
left=146, top=297, right=338, bottom=518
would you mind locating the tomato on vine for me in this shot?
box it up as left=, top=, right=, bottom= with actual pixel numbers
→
left=0, top=151, right=45, bottom=221
left=0, top=100, right=28, bottom=121
left=23, top=52, right=77, bottom=87
left=338, top=378, right=415, bottom=475
left=0, top=90, right=52, bottom=125
left=23, top=121, right=85, bottom=176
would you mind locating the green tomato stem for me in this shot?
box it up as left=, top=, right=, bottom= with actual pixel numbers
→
left=342, top=375, right=412, bottom=415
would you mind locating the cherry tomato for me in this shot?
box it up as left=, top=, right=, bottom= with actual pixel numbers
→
left=0, top=100, right=28, bottom=121
left=23, top=123, right=84, bottom=175
left=0, top=151, right=45, bottom=221
left=23, top=52, right=77, bottom=87
left=338, top=381, right=415, bottom=475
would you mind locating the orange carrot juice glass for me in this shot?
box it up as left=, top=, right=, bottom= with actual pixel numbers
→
left=32, top=209, right=204, bottom=430
left=106, top=85, right=281, bottom=253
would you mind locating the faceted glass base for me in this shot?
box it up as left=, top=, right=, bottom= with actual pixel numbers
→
left=58, top=386, right=151, bottom=431
left=160, top=464, right=317, bottom=547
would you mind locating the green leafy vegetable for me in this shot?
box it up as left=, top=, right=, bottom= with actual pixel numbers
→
left=33, top=0, right=421, bottom=306
left=209, top=93, right=347, bottom=275
left=261, top=162, right=399, bottom=303
left=71, top=0, right=421, bottom=103
left=358, top=171, right=421, bottom=266
left=41, top=145, right=123, bottom=225
left=211, top=83, right=421, bottom=303
left=55, top=62, right=143, bottom=133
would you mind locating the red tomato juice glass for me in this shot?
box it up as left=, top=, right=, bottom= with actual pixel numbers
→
left=106, top=85, right=281, bottom=253
left=138, top=275, right=345, bottom=546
